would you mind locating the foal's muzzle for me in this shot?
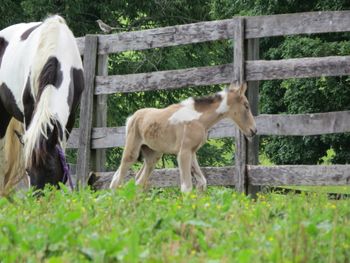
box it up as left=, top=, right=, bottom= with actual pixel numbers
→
left=250, top=127, right=257, bottom=137
left=245, top=128, right=257, bottom=141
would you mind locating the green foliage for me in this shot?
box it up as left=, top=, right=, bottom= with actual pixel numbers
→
left=210, top=0, right=350, bottom=18
left=2, top=0, right=350, bottom=167
left=0, top=1, right=25, bottom=29
left=261, top=36, right=350, bottom=164
left=1, top=187, right=350, bottom=262
left=210, top=0, right=350, bottom=165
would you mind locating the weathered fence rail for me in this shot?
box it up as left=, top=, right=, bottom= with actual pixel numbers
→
left=86, top=163, right=350, bottom=189
left=71, top=10, right=350, bottom=193
left=76, top=11, right=350, bottom=54
left=68, top=111, right=350, bottom=148
left=248, top=165, right=350, bottom=186
left=92, top=55, right=350, bottom=94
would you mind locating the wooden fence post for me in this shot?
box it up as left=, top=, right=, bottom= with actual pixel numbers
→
left=76, top=35, right=98, bottom=188
left=246, top=38, right=260, bottom=196
left=233, top=18, right=247, bottom=193
left=91, top=54, right=108, bottom=172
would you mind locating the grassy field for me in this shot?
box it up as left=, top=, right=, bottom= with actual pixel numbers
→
left=0, top=183, right=349, bottom=263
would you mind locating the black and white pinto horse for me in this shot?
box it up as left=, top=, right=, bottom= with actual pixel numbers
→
left=0, top=15, right=84, bottom=190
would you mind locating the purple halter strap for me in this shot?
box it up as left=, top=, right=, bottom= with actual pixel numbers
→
left=56, top=145, right=74, bottom=190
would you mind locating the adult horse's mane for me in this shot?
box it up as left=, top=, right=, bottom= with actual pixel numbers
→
left=23, top=16, right=67, bottom=168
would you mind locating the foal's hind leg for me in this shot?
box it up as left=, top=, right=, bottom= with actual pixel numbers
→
left=135, top=164, right=145, bottom=181
left=136, top=147, right=162, bottom=188
left=191, top=153, right=207, bottom=191
left=110, top=135, right=142, bottom=189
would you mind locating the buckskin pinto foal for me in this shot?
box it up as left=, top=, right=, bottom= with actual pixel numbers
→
left=110, top=83, right=257, bottom=192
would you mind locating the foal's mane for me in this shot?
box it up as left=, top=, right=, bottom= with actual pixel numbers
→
left=192, top=91, right=225, bottom=112
left=194, top=93, right=222, bottom=105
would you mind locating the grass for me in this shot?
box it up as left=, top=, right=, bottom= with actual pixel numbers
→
left=0, top=183, right=350, bottom=262
left=282, top=185, right=350, bottom=194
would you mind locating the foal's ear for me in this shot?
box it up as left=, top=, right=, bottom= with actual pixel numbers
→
left=228, top=82, right=247, bottom=94
left=239, top=82, right=247, bottom=96
left=228, top=82, right=240, bottom=92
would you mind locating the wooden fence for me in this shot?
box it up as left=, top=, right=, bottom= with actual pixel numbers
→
left=68, top=11, right=350, bottom=193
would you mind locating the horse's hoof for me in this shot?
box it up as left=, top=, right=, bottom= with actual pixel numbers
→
left=196, top=184, right=207, bottom=192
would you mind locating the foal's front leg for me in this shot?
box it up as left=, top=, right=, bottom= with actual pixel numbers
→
left=177, top=148, right=193, bottom=193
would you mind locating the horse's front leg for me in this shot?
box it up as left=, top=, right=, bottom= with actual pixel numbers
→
left=177, top=148, right=193, bottom=193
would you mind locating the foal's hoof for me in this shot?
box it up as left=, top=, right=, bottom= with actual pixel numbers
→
left=196, top=184, right=207, bottom=192
left=109, top=181, right=121, bottom=189
left=180, top=185, right=193, bottom=193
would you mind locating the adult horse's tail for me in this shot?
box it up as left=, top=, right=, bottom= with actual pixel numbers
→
left=23, top=15, right=69, bottom=168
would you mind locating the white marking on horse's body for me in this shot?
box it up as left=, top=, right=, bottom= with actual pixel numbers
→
left=168, top=97, right=202, bottom=124
left=0, top=22, right=41, bottom=111
left=110, top=83, right=257, bottom=193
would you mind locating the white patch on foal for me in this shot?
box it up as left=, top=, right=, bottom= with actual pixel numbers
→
left=215, top=90, right=229, bottom=114
left=168, top=98, right=202, bottom=124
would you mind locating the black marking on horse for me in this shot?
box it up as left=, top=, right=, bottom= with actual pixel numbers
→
left=68, top=68, right=84, bottom=112
left=0, top=37, right=9, bottom=69
left=23, top=75, right=35, bottom=129
left=0, top=99, right=11, bottom=138
left=20, top=24, right=41, bottom=41
left=66, top=68, right=84, bottom=136
left=37, top=56, right=63, bottom=100
left=28, top=121, right=65, bottom=190
left=31, top=120, right=63, bottom=167
left=0, top=83, right=24, bottom=122
left=26, top=116, right=66, bottom=191
left=56, top=120, right=64, bottom=141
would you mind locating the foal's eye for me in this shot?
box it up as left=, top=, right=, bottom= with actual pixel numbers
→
left=244, top=103, right=249, bottom=110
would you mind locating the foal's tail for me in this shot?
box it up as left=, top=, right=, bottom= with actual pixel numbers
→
left=125, top=114, right=144, bottom=161
left=125, top=115, right=136, bottom=135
